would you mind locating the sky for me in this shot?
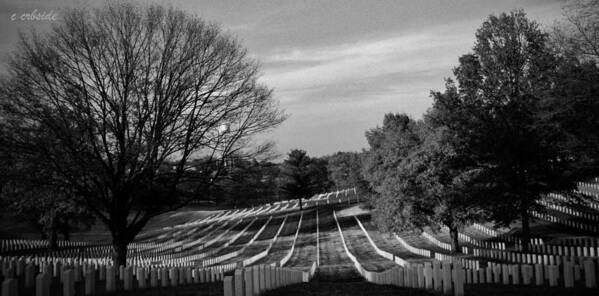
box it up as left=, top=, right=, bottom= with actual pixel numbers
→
left=0, top=0, right=566, bottom=159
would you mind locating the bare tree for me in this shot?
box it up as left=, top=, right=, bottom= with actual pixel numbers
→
left=0, top=2, right=285, bottom=266
left=552, top=0, right=599, bottom=63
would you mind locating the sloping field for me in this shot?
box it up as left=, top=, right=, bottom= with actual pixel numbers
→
left=4, top=188, right=599, bottom=295
left=426, top=227, right=479, bottom=249
left=316, top=208, right=359, bottom=280
left=262, top=282, right=599, bottom=296
left=251, top=214, right=302, bottom=266
left=218, top=240, right=272, bottom=265
left=285, top=210, right=318, bottom=270
left=231, top=217, right=270, bottom=245
left=337, top=215, right=396, bottom=272
left=256, top=216, right=286, bottom=241
left=358, top=216, right=431, bottom=263
left=395, top=230, right=452, bottom=255
left=252, top=236, right=295, bottom=266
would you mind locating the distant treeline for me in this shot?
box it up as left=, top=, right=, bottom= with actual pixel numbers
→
left=204, top=149, right=366, bottom=208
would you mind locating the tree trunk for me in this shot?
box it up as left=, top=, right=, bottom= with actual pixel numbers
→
left=449, top=225, right=461, bottom=254
left=48, top=215, right=58, bottom=250
left=521, top=202, right=530, bottom=252
left=112, top=239, right=129, bottom=267
left=49, top=228, right=58, bottom=250
left=62, top=227, right=70, bottom=241
left=108, top=210, right=151, bottom=267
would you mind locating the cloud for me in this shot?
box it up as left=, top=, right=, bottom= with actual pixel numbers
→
left=255, top=2, right=564, bottom=158
left=253, top=20, right=482, bottom=157
left=258, top=20, right=478, bottom=106
left=0, top=0, right=566, bottom=159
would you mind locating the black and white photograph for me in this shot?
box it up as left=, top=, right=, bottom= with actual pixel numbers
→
left=0, top=0, right=598, bottom=295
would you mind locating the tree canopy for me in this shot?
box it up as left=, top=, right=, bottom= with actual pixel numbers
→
left=362, top=112, right=486, bottom=253
left=361, top=114, right=426, bottom=231
left=363, top=10, right=599, bottom=252
left=208, top=157, right=280, bottom=207
left=327, top=151, right=369, bottom=195
left=435, top=10, right=594, bottom=249
left=279, top=149, right=332, bottom=210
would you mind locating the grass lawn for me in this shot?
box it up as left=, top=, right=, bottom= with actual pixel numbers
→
left=261, top=281, right=599, bottom=296
left=101, top=282, right=223, bottom=296
left=0, top=206, right=216, bottom=241
left=464, top=284, right=599, bottom=296
left=261, top=280, right=439, bottom=296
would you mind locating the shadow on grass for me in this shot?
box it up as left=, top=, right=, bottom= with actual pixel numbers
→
left=261, top=281, right=599, bottom=296
left=464, top=284, right=599, bottom=296
left=261, top=281, right=438, bottom=296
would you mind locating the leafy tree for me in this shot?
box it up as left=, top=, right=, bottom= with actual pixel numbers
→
left=361, top=114, right=424, bottom=227
left=365, top=11, right=599, bottom=252
left=308, top=156, right=334, bottom=193
left=363, top=113, right=485, bottom=253
left=255, top=161, right=282, bottom=203
left=548, top=1, right=599, bottom=177
left=544, top=59, right=599, bottom=178
left=362, top=113, right=427, bottom=194
left=279, top=149, right=331, bottom=210
left=327, top=151, right=369, bottom=195
left=209, top=158, right=281, bottom=207
left=0, top=3, right=285, bottom=265
left=5, top=188, right=94, bottom=248
left=0, top=140, right=93, bottom=248
left=430, top=10, right=589, bottom=250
